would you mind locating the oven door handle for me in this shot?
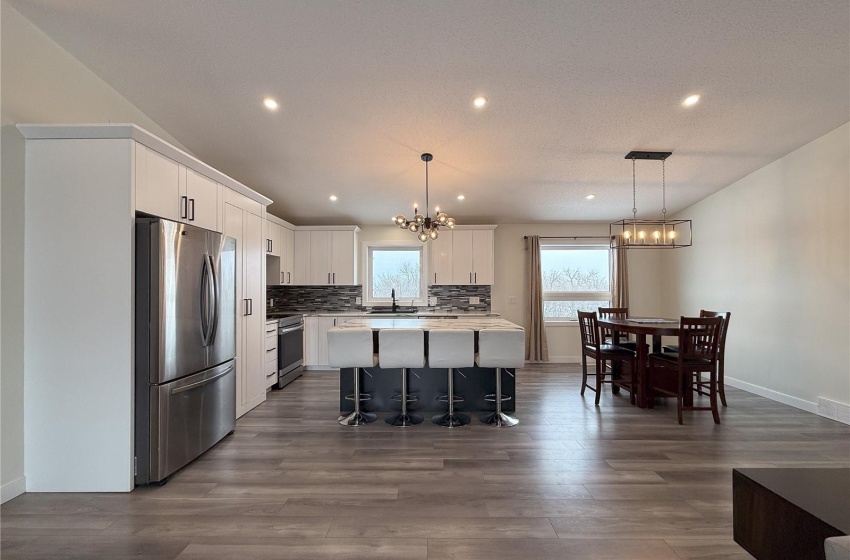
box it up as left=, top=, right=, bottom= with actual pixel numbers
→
left=279, top=325, right=304, bottom=335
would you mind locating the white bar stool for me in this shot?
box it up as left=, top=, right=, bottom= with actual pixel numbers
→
left=476, top=328, right=525, bottom=427
left=328, top=327, right=378, bottom=426
left=428, top=329, right=474, bottom=428
left=379, top=329, right=425, bottom=427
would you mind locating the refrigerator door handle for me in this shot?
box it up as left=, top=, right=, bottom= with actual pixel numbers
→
left=200, top=256, right=211, bottom=345
left=206, top=254, right=219, bottom=345
left=170, top=362, right=235, bottom=394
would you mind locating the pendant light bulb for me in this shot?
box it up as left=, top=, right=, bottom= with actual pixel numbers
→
left=414, top=213, right=425, bottom=225
left=436, top=212, right=448, bottom=225
left=408, top=222, right=418, bottom=232
left=446, top=217, right=456, bottom=228
left=418, top=231, right=429, bottom=242
left=429, top=229, right=439, bottom=240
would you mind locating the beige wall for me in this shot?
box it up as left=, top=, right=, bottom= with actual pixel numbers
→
left=660, top=122, right=850, bottom=412
left=0, top=2, right=186, bottom=501
left=359, top=223, right=664, bottom=361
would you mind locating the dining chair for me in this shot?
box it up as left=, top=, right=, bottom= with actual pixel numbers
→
left=597, top=307, right=637, bottom=351
left=663, top=310, right=731, bottom=406
left=577, top=311, right=637, bottom=405
left=648, top=316, right=723, bottom=424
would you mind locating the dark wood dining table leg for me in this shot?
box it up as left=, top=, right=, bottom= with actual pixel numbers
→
left=636, top=333, right=649, bottom=407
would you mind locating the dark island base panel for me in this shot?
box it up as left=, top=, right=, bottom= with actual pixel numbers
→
left=339, top=367, right=516, bottom=413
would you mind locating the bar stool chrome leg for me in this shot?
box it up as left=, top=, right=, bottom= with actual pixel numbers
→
left=386, top=368, right=423, bottom=427
left=482, top=368, right=519, bottom=427
left=339, top=367, right=377, bottom=426
left=432, top=368, right=471, bottom=428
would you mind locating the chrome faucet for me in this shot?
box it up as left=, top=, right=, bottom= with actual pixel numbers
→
left=391, top=288, right=397, bottom=312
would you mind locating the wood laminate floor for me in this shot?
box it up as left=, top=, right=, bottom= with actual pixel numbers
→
left=3, top=364, right=849, bottom=559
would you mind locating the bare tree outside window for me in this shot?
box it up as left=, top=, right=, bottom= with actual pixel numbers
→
left=370, top=249, right=422, bottom=299
left=541, top=247, right=611, bottom=319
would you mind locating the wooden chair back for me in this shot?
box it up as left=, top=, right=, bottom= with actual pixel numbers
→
left=598, top=307, right=628, bottom=341
left=678, top=316, right=723, bottom=363
left=577, top=311, right=601, bottom=350
left=700, top=310, right=731, bottom=355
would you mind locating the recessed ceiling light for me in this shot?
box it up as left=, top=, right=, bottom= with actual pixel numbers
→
left=457, top=195, right=466, bottom=200
left=585, top=194, right=595, bottom=200
left=263, top=97, right=279, bottom=110
left=329, top=195, right=338, bottom=201
left=473, top=96, right=487, bottom=108
left=682, top=94, right=700, bottom=108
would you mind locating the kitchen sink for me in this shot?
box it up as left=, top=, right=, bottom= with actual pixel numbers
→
left=367, top=308, right=417, bottom=314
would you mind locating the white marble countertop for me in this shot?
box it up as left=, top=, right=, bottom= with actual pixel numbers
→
left=330, top=317, right=522, bottom=331
left=294, top=311, right=499, bottom=318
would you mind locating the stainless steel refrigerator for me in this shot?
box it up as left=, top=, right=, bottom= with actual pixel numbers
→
left=134, top=218, right=237, bottom=485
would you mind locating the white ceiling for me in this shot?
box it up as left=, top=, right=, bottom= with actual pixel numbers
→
left=10, top=0, right=849, bottom=225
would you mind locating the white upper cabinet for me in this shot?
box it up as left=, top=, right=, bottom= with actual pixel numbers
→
left=431, top=229, right=453, bottom=285
left=291, top=227, right=359, bottom=285
left=310, top=230, right=332, bottom=285
left=441, top=226, right=496, bottom=286
left=135, top=143, right=180, bottom=222
left=292, top=230, right=312, bottom=285
left=265, top=220, right=281, bottom=258
left=135, top=143, right=221, bottom=232
left=330, top=230, right=356, bottom=285
left=184, top=168, right=220, bottom=232
left=471, top=229, right=495, bottom=285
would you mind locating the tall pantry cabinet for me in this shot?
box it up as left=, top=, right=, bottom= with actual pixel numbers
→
left=224, top=191, right=268, bottom=417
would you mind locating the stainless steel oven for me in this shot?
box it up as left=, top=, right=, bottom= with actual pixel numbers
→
left=275, top=314, right=304, bottom=389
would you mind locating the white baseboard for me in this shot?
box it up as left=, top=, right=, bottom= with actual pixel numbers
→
left=725, top=376, right=818, bottom=414
left=818, top=397, right=850, bottom=425
left=1, top=476, right=26, bottom=504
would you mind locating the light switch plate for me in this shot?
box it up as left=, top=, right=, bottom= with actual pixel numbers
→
left=469, top=296, right=480, bottom=305
left=429, top=296, right=438, bottom=306
left=355, top=297, right=362, bottom=305
left=509, top=296, right=517, bottom=304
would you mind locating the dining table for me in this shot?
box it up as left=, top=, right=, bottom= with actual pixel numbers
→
left=596, top=316, right=687, bottom=408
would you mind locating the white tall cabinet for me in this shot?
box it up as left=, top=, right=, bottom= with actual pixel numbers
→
left=224, top=190, right=268, bottom=417
left=17, top=124, right=271, bottom=493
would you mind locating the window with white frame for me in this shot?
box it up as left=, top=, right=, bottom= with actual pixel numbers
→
left=365, top=243, right=426, bottom=305
left=541, top=243, right=611, bottom=320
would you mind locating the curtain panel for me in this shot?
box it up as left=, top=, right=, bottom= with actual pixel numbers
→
left=610, top=236, right=629, bottom=308
left=525, top=235, right=549, bottom=361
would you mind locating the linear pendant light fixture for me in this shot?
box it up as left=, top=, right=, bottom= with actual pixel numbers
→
left=393, top=153, right=456, bottom=242
left=610, top=151, right=692, bottom=249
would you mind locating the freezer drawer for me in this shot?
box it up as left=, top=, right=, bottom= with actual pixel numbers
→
left=142, top=360, right=236, bottom=484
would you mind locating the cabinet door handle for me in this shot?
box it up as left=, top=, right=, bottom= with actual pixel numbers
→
left=287, top=272, right=291, bottom=284
left=469, top=272, right=472, bottom=283
left=189, top=198, right=195, bottom=221
left=281, top=271, right=284, bottom=284
left=333, top=272, right=336, bottom=284
left=328, top=272, right=331, bottom=284
left=474, top=272, right=477, bottom=284
left=244, top=299, right=250, bottom=316
left=270, top=239, right=273, bottom=253
left=249, top=298, right=253, bottom=316
left=180, top=196, right=188, bottom=219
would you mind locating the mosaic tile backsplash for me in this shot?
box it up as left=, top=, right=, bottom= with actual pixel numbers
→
left=266, top=284, right=491, bottom=314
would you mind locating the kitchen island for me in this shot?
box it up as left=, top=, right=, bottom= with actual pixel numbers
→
left=330, top=317, right=524, bottom=414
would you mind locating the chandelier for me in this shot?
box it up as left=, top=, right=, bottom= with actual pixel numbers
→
left=393, top=153, right=456, bottom=242
left=610, top=151, right=692, bottom=249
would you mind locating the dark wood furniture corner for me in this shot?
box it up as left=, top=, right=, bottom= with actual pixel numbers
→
left=733, top=468, right=850, bottom=560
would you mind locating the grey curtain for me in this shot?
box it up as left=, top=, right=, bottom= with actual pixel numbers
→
left=525, top=235, right=549, bottom=361
left=610, top=236, right=629, bottom=308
